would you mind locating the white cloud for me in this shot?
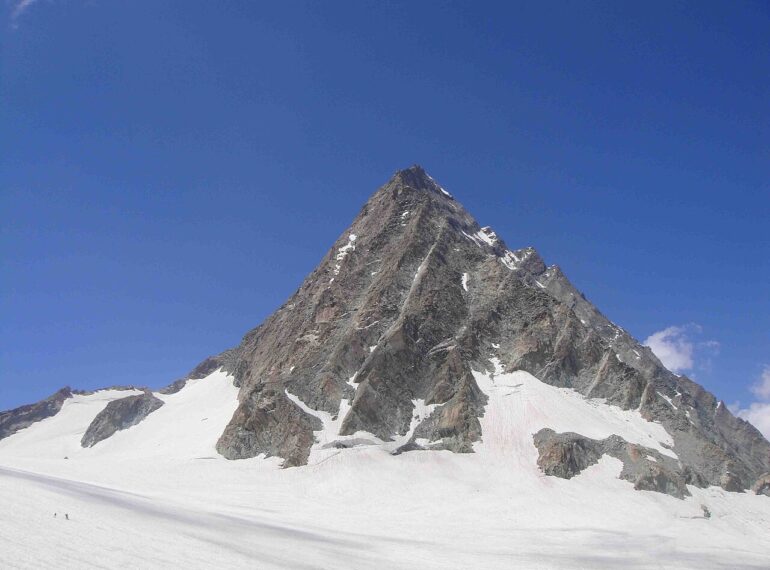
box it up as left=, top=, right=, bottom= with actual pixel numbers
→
left=644, top=325, right=694, bottom=373
left=732, top=365, right=770, bottom=440
left=643, top=324, right=719, bottom=375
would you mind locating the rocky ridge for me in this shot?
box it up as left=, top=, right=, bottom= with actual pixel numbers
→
left=0, top=387, right=73, bottom=441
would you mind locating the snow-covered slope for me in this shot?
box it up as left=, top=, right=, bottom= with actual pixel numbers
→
left=0, top=371, right=238, bottom=467
left=1, top=368, right=768, bottom=569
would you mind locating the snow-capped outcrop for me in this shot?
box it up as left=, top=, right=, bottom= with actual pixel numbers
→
left=81, top=391, right=165, bottom=448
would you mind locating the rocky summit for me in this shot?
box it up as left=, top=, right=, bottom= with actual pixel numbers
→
left=2, top=166, right=769, bottom=499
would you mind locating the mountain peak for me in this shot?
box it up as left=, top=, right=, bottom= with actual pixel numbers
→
left=391, top=165, right=453, bottom=199
left=2, top=167, right=768, bottom=504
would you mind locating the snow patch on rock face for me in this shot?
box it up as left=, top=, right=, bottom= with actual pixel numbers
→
left=461, top=272, right=469, bottom=291
left=331, top=234, right=357, bottom=280
left=500, top=247, right=537, bottom=271
left=285, top=377, right=385, bottom=461
left=658, top=391, right=678, bottom=411
left=477, top=227, right=498, bottom=246
left=461, top=228, right=500, bottom=249
left=285, top=389, right=349, bottom=451
left=396, top=399, right=439, bottom=448
left=461, top=230, right=485, bottom=248
left=285, top=380, right=440, bottom=462
left=473, top=369, right=677, bottom=460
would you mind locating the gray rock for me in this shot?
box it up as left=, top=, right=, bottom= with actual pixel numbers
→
left=532, top=429, right=604, bottom=478
left=533, top=428, right=689, bottom=499
left=217, top=382, right=321, bottom=467
left=81, top=392, right=165, bottom=448
left=0, top=387, right=72, bottom=441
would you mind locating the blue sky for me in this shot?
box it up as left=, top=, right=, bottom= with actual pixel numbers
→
left=1, top=1, right=768, bottom=431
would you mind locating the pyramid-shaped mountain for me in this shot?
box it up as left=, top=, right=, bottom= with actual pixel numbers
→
left=2, top=166, right=769, bottom=499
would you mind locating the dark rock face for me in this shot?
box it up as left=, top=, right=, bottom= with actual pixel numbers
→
left=533, top=428, right=690, bottom=499
left=217, top=383, right=320, bottom=467
left=0, top=388, right=72, bottom=441
left=210, top=165, right=770, bottom=486
left=81, top=392, right=165, bottom=448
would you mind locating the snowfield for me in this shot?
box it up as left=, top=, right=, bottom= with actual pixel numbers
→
left=1, top=369, right=769, bottom=569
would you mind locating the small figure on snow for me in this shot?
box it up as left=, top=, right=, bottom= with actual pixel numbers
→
left=65, top=513, right=69, bottom=521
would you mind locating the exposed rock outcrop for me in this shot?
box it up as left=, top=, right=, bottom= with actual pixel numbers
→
left=0, top=387, right=72, bottom=441
left=533, top=428, right=690, bottom=499
left=217, top=383, right=321, bottom=467
left=81, top=391, right=165, bottom=448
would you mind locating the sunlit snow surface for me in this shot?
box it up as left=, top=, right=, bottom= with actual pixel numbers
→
left=1, top=369, right=769, bottom=569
